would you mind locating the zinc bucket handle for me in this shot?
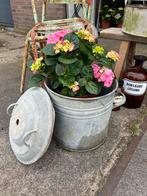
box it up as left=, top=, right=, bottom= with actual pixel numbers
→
left=113, top=92, right=126, bottom=109
left=7, top=103, right=17, bottom=116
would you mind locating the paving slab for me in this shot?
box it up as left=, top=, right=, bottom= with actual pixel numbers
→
left=0, top=31, right=146, bottom=196
left=0, top=31, right=24, bottom=64
left=112, top=131, right=147, bottom=196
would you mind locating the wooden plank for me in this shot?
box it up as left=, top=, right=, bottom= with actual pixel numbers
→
left=114, top=41, right=130, bottom=79
left=126, top=41, right=136, bottom=68
left=100, top=28, right=147, bottom=44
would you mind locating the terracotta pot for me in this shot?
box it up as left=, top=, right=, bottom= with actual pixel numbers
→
left=117, top=22, right=122, bottom=28
left=101, top=20, right=111, bottom=29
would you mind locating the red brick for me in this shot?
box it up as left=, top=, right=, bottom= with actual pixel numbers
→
left=10, top=0, right=66, bottom=32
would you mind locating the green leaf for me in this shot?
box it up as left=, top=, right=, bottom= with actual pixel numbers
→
left=55, top=64, right=66, bottom=76
left=63, top=32, right=79, bottom=50
left=45, top=65, right=56, bottom=77
left=99, top=58, right=113, bottom=69
left=78, top=78, right=87, bottom=87
left=59, top=75, right=75, bottom=87
left=42, top=44, right=56, bottom=56
left=27, top=58, right=34, bottom=69
left=68, top=90, right=76, bottom=97
left=61, top=87, right=69, bottom=96
left=45, top=57, right=58, bottom=65
left=85, top=81, right=101, bottom=95
left=69, top=60, right=83, bottom=75
left=77, top=86, right=87, bottom=96
left=82, top=65, right=93, bottom=80
left=51, top=80, right=61, bottom=89
left=28, top=74, right=45, bottom=88
left=58, top=54, right=78, bottom=64
left=79, top=39, right=94, bottom=60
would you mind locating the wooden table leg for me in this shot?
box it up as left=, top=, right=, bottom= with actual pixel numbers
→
left=114, top=41, right=130, bottom=79
left=126, top=41, right=136, bottom=67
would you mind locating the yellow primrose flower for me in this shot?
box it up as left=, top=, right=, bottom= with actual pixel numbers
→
left=62, top=45, right=69, bottom=52
left=62, top=40, right=74, bottom=52
left=54, top=40, right=74, bottom=53
left=31, top=57, right=45, bottom=72
left=69, top=43, right=74, bottom=52
left=54, top=41, right=63, bottom=54
left=93, top=45, right=104, bottom=55
left=76, top=30, right=95, bottom=42
left=106, top=50, right=120, bottom=62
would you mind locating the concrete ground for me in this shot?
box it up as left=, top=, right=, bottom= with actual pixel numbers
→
left=0, top=30, right=146, bottom=196
left=113, top=131, right=147, bottom=196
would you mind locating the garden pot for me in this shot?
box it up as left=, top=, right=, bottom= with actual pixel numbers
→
left=44, top=80, right=124, bottom=152
left=117, top=22, right=123, bottom=28
left=101, top=20, right=111, bottom=29
left=122, top=4, right=147, bottom=37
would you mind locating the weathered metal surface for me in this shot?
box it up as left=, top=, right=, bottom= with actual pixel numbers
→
left=8, top=87, right=55, bottom=165
left=32, top=0, right=92, bottom=23
left=45, top=80, right=118, bottom=151
left=122, top=5, right=147, bottom=37
left=31, top=0, right=38, bottom=24
left=47, top=0, right=85, bottom=4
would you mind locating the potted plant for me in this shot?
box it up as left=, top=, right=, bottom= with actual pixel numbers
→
left=28, top=29, right=121, bottom=151
left=100, top=5, right=112, bottom=29
left=114, top=7, right=124, bottom=28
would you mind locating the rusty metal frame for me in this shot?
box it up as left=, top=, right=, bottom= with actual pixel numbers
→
left=32, top=0, right=91, bottom=23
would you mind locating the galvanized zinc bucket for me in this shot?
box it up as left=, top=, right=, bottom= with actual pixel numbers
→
left=45, top=80, right=123, bottom=151
left=122, top=4, right=147, bottom=37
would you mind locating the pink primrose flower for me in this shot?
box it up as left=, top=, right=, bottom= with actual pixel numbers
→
left=47, top=29, right=72, bottom=44
left=92, top=63, right=101, bottom=79
left=92, top=63, right=115, bottom=87
left=100, top=68, right=115, bottom=87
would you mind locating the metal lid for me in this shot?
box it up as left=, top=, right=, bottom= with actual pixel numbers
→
left=8, top=87, right=55, bottom=165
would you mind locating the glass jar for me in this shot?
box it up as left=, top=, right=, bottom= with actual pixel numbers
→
left=122, top=55, right=147, bottom=108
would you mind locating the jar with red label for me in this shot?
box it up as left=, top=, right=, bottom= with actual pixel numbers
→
left=122, top=55, right=147, bottom=108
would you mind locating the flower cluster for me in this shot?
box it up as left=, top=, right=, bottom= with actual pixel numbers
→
left=47, top=29, right=72, bottom=44
left=54, top=40, right=74, bottom=54
left=76, top=29, right=95, bottom=42
left=92, top=64, right=114, bottom=87
left=31, top=57, right=45, bottom=73
left=29, top=29, right=120, bottom=97
left=106, top=50, right=120, bottom=62
left=93, top=45, right=105, bottom=55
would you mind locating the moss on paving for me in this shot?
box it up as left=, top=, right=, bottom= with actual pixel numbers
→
left=129, top=107, right=147, bottom=136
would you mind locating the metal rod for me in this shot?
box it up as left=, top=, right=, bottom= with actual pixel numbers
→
left=96, top=0, right=102, bottom=31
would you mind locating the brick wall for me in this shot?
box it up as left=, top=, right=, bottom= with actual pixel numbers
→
left=10, top=0, right=66, bottom=33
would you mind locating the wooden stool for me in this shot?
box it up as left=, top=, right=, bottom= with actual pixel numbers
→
left=100, top=28, right=147, bottom=79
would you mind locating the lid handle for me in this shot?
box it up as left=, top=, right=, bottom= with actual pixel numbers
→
left=13, top=129, right=37, bottom=148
